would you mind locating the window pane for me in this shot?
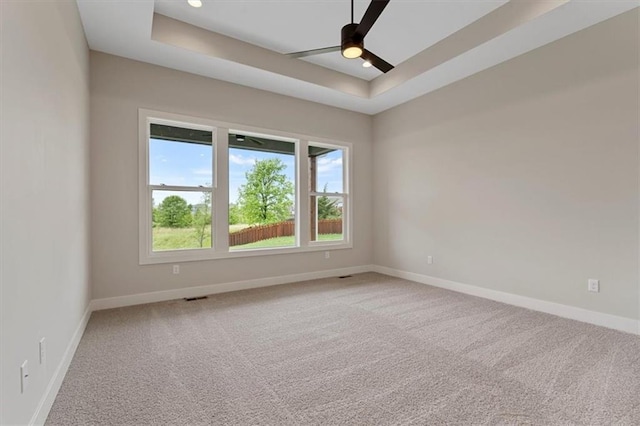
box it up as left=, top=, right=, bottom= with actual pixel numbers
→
left=228, top=132, right=296, bottom=250
left=310, top=195, right=343, bottom=242
left=309, top=144, right=344, bottom=193
left=152, top=190, right=212, bottom=251
left=149, top=124, right=212, bottom=187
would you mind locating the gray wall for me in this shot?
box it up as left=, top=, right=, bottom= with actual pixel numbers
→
left=90, top=52, right=374, bottom=300
left=0, top=1, right=91, bottom=424
left=373, top=10, right=639, bottom=321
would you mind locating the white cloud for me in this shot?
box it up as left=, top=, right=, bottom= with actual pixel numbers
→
left=229, top=153, right=257, bottom=166
left=317, top=157, right=342, bottom=174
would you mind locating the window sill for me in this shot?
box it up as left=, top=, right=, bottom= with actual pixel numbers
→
left=139, top=242, right=353, bottom=265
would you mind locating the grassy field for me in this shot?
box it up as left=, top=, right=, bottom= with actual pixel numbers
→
left=153, top=226, right=212, bottom=251
left=153, top=225, right=342, bottom=251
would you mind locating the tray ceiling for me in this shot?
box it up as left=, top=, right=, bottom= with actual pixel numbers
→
left=77, top=0, right=638, bottom=114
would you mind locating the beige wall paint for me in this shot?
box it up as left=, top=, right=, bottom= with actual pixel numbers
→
left=90, top=52, right=373, bottom=300
left=373, top=10, right=639, bottom=320
left=0, top=1, right=91, bottom=424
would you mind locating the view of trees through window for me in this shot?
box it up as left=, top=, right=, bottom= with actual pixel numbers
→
left=149, top=125, right=213, bottom=252
left=152, top=189, right=212, bottom=251
left=310, top=143, right=344, bottom=242
left=228, top=133, right=296, bottom=250
left=144, top=121, right=347, bottom=256
left=227, top=135, right=345, bottom=249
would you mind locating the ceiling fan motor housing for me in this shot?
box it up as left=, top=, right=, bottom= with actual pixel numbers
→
left=341, top=23, right=363, bottom=58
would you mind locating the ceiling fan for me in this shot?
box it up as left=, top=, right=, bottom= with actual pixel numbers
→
left=287, top=0, right=394, bottom=73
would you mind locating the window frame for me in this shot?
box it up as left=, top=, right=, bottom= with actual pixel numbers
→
left=139, top=111, right=218, bottom=264
left=308, top=141, right=349, bottom=246
left=139, top=108, right=352, bottom=265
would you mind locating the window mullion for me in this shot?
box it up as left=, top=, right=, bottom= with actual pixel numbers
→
left=297, top=140, right=310, bottom=248
left=345, top=146, right=351, bottom=243
left=214, top=128, right=229, bottom=252
left=139, top=114, right=151, bottom=262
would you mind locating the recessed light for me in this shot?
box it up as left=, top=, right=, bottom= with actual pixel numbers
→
left=362, top=61, right=372, bottom=68
left=188, top=0, right=202, bottom=8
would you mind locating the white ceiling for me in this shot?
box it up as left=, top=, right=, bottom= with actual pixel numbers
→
left=77, top=0, right=639, bottom=114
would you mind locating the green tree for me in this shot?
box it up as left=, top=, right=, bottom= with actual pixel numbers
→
left=152, top=196, right=158, bottom=227
left=237, top=158, right=293, bottom=224
left=228, top=203, right=243, bottom=225
left=157, top=195, right=192, bottom=228
left=152, top=207, right=159, bottom=227
left=317, top=184, right=341, bottom=219
left=192, top=191, right=212, bottom=247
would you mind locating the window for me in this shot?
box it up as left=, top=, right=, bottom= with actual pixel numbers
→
left=309, top=143, right=346, bottom=243
left=228, top=131, right=296, bottom=250
left=139, top=109, right=351, bottom=264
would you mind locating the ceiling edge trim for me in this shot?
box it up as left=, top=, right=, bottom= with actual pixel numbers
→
left=151, top=13, right=370, bottom=99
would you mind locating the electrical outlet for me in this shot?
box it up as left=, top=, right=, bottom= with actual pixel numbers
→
left=39, top=338, right=46, bottom=365
left=588, top=279, right=599, bottom=293
left=20, top=360, right=28, bottom=393
left=324, top=251, right=330, bottom=259
left=427, top=256, right=433, bottom=265
left=172, top=265, right=180, bottom=274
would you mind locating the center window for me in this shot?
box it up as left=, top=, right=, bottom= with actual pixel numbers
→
left=228, top=132, right=296, bottom=250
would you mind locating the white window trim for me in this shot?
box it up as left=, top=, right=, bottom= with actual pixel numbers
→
left=138, top=108, right=352, bottom=265
left=308, top=141, right=349, bottom=247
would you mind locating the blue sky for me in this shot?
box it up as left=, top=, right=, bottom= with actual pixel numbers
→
left=149, top=139, right=343, bottom=206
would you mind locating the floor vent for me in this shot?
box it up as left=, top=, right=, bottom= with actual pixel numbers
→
left=184, top=296, right=208, bottom=302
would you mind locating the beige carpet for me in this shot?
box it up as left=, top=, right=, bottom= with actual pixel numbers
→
left=47, top=273, right=640, bottom=425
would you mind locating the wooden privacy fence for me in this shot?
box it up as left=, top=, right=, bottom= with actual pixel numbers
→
left=229, top=219, right=342, bottom=247
left=318, top=218, right=342, bottom=235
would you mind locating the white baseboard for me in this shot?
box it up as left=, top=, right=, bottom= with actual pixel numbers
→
left=29, top=304, right=93, bottom=426
left=92, top=263, right=640, bottom=334
left=91, top=265, right=374, bottom=311
left=372, top=265, right=640, bottom=336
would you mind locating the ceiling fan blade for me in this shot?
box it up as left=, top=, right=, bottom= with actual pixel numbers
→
left=355, top=0, right=390, bottom=39
left=361, top=49, right=394, bottom=73
left=286, top=46, right=341, bottom=58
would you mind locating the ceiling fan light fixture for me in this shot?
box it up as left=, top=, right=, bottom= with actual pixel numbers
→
left=341, top=23, right=363, bottom=59
left=187, top=0, right=202, bottom=8
left=342, top=45, right=363, bottom=59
